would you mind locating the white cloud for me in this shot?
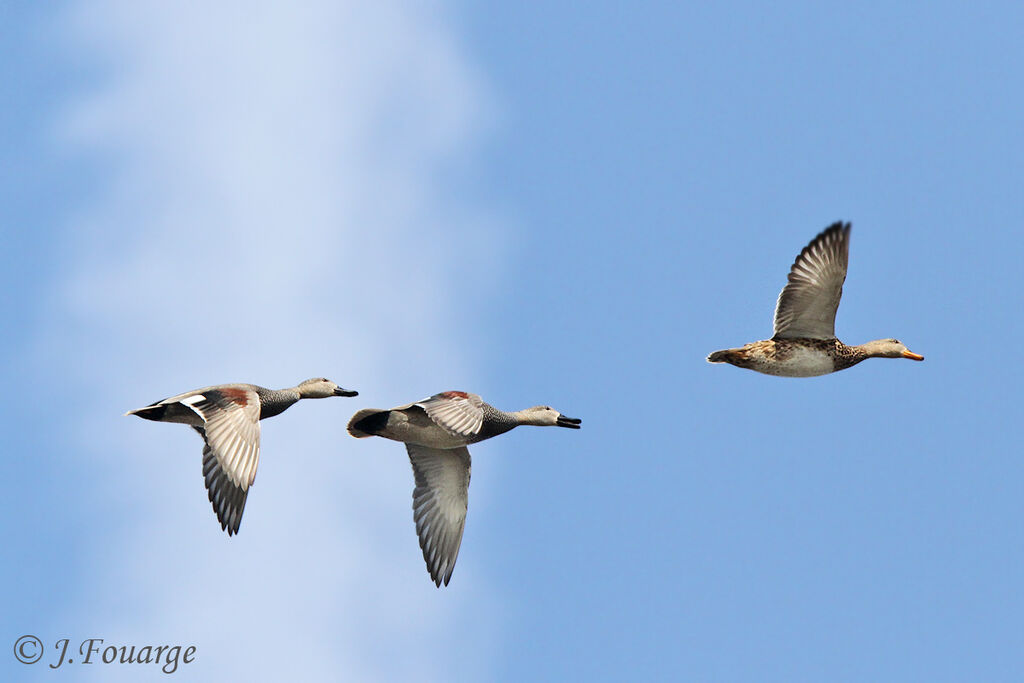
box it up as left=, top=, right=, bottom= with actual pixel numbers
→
left=48, top=1, right=505, bottom=679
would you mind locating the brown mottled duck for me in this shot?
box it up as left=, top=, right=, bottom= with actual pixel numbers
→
left=707, top=222, right=924, bottom=377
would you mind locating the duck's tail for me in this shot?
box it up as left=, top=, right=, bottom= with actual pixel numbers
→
left=347, top=409, right=391, bottom=438
left=124, top=403, right=166, bottom=420
left=706, top=349, right=735, bottom=364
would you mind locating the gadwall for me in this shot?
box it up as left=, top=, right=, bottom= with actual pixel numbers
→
left=707, top=222, right=924, bottom=376
left=127, top=378, right=357, bottom=534
left=347, top=391, right=581, bottom=586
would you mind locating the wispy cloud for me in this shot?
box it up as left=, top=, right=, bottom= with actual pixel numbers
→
left=48, top=1, right=504, bottom=679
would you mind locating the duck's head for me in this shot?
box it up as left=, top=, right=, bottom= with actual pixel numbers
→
left=864, top=339, right=924, bottom=361
left=518, top=405, right=582, bottom=428
left=298, top=378, right=359, bottom=398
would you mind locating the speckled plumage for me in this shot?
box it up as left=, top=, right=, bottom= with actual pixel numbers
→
left=707, top=222, right=923, bottom=377
left=708, top=338, right=871, bottom=377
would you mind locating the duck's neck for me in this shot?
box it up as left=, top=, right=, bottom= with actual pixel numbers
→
left=835, top=341, right=874, bottom=371
left=476, top=405, right=519, bottom=439
left=507, top=409, right=540, bottom=423
left=257, top=386, right=302, bottom=419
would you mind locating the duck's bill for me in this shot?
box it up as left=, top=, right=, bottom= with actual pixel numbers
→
left=901, top=351, right=924, bottom=361
left=556, top=415, right=582, bottom=429
left=334, top=388, right=359, bottom=397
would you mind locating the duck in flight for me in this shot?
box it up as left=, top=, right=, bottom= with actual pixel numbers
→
left=707, top=222, right=924, bottom=377
left=347, top=390, right=581, bottom=587
left=127, top=378, right=358, bottom=534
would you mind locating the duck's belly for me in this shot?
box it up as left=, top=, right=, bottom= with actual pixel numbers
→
left=384, top=413, right=472, bottom=449
left=752, top=345, right=836, bottom=377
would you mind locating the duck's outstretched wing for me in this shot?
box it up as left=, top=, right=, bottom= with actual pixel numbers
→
left=773, top=222, right=851, bottom=340
left=187, top=387, right=261, bottom=535
left=406, top=444, right=471, bottom=587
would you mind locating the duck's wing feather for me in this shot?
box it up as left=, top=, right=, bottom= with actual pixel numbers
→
left=412, top=391, right=485, bottom=437
left=186, top=387, right=261, bottom=535
left=772, top=222, right=851, bottom=340
left=195, top=427, right=250, bottom=536
left=407, top=444, right=471, bottom=587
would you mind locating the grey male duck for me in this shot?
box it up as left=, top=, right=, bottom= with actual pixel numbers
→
left=707, top=222, right=924, bottom=377
left=347, top=391, right=581, bottom=587
left=127, top=378, right=357, bottom=534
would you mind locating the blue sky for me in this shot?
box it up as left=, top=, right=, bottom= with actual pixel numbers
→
left=3, top=1, right=1023, bottom=681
